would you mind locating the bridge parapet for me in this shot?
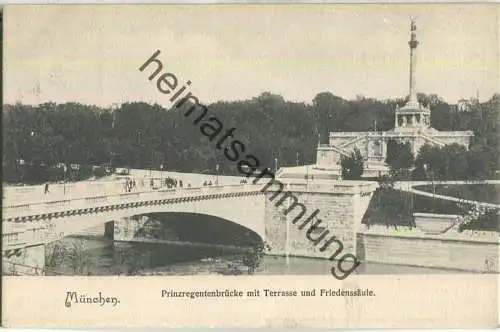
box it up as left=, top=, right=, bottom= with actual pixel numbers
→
left=284, top=181, right=378, bottom=195
left=3, top=222, right=47, bottom=249
left=3, top=184, right=264, bottom=221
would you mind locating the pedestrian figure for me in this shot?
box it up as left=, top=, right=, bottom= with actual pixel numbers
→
left=150, top=178, right=154, bottom=190
left=179, top=180, right=183, bottom=187
left=203, top=181, right=207, bottom=186
left=208, top=181, right=212, bottom=186
left=44, top=183, right=50, bottom=194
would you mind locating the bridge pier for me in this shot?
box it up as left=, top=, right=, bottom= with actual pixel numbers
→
left=72, top=221, right=115, bottom=239
left=114, top=216, right=150, bottom=242
left=264, top=181, right=378, bottom=260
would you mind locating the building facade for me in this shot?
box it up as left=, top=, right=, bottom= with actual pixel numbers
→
left=314, top=20, right=474, bottom=177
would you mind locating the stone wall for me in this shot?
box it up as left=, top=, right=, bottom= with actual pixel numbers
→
left=265, top=181, right=378, bottom=259
left=317, top=130, right=473, bottom=172
left=329, top=134, right=357, bottom=147
left=316, top=147, right=341, bottom=170
left=357, top=226, right=499, bottom=272
left=431, top=132, right=473, bottom=147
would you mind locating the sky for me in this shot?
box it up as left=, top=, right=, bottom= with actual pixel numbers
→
left=4, top=4, right=498, bottom=107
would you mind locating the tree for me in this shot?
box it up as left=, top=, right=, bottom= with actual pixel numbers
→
left=4, top=92, right=496, bottom=184
left=312, top=92, right=350, bottom=142
left=442, top=144, right=468, bottom=180
left=414, top=143, right=469, bottom=180
left=45, top=240, right=68, bottom=269
left=385, top=139, right=399, bottom=166
left=386, top=141, right=414, bottom=179
left=66, top=240, right=94, bottom=275
left=466, top=146, right=491, bottom=180
left=341, top=148, right=364, bottom=180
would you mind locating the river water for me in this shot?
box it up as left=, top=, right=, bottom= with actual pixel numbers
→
left=47, top=236, right=463, bottom=276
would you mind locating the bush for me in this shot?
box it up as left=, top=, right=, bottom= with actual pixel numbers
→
left=361, top=187, right=489, bottom=228
left=458, top=209, right=500, bottom=232
left=361, top=188, right=414, bottom=227
left=241, top=242, right=271, bottom=275
left=341, top=148, right=364, bottom=180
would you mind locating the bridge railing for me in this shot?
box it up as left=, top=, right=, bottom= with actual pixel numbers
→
left=3, top=180, right=129, bottom=203
left=2, top=261, right=63, bottom=276
left=3, top=223, right=48, bottom=249
left=3, top=183, right=264, bottom=220
left=3, top=175, right=251, bottom=204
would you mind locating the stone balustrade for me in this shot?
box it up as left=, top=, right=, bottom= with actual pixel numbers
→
left=410, top=185, right=500, bottom=210
left=282, top=181, right=378, bottom=195
left=3, top=223, right=47, bottom=249
left=359, top=224, right=499, bottom=243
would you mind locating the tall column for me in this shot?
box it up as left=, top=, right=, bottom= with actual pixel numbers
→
left=408, top=19, right=419, bottom=103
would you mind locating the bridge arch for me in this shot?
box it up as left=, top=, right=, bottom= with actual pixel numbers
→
left=28, top=190, right=266, bottom=245
left=115, top=212, right=264, bottom=246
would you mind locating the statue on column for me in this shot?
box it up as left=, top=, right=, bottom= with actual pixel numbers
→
left=411, top=18, right=417, bottom=32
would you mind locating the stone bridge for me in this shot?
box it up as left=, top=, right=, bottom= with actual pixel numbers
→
left=3, top=183, right=266, bottom=250
left=3, top=177, right=381, bottom=275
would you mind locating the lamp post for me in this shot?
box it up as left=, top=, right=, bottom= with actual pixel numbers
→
left=274, top=158, right=278, bottom=174
left=63, top=144, right=71, bottom=196
left=28, top=131, right=35, bottom=183
left=109, top=151, right=115, bottom=173
left=109, top=111, right=116, bottom=171
left=424, top=163, right=436, bottom=208
left=407, top=167, right=413, bottom=214
left=296, top=152, right=299, bottom=166
left=215, top=163, right=220, bottom=185
left=285, top=183, right=290, bottom=270
left=136, top=130, right=143, bottom=171
left=63, top=164, right=68, bottom=196
left=160, top=164, right=164, bottom=187
left=149, top=151, right=153, bottom=177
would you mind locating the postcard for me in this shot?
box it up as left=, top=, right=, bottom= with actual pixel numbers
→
left=2, top=3, right=499, bottom=328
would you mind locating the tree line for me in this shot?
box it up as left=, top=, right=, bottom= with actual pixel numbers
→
left=3, top=92, right=499, bottom=184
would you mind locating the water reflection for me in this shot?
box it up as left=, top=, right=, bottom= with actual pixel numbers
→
left=47, top=237, right=463, bottom=276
